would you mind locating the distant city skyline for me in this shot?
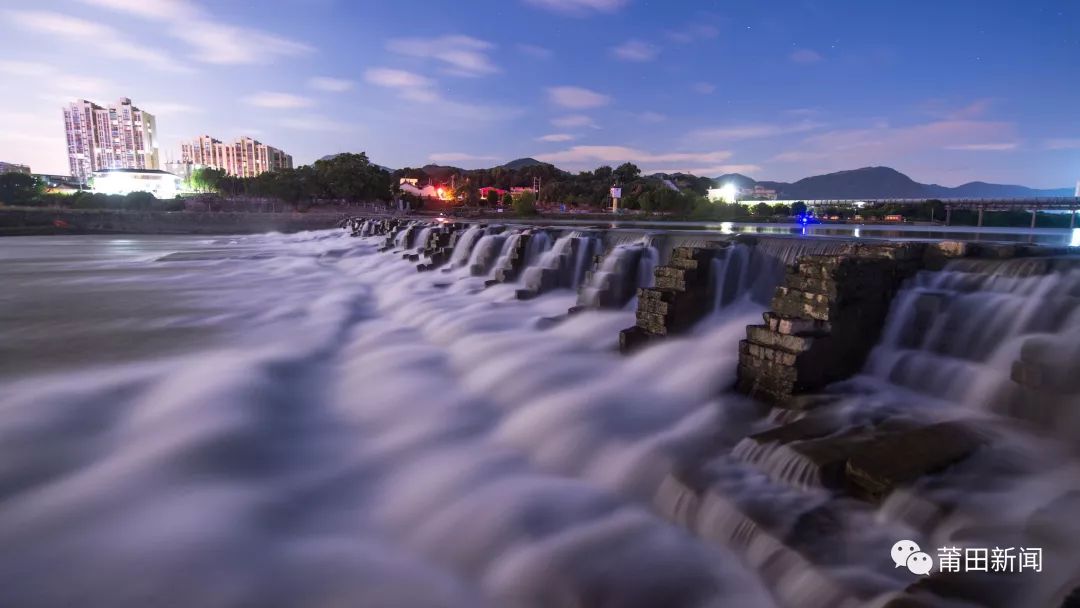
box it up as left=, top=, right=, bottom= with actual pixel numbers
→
left=0, top=0, right=1077, bottom=187
left=180, top=135, right=293, bottom=178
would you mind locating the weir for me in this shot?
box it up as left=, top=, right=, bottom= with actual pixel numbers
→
left=344, top=217, right=1080, bottom=608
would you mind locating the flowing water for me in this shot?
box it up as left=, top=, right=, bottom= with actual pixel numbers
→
left=2, top=228, right=1078, bottom=608
left=0, top=230, right=773, bottom=608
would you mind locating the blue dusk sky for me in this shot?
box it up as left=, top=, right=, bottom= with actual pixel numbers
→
left=0, top=0, right=1077, bottom=187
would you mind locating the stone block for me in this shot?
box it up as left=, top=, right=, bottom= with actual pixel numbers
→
left=845, top=422, right=984, bottom=502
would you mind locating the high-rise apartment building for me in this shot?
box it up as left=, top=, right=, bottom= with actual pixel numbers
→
left=63, top=98, right=159, bottom=184
left=180, top=135, right=293, bottom=178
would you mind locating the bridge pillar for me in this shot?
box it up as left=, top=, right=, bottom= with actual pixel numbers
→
left=1030, top=209, right=1037, bottom=229
left=945, top=207, right=952, bottom=226
left=977, top=207, right=984, bottom=228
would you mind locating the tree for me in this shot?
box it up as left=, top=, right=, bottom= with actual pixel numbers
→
left=190, top=167, right=226, bottom=193
left=752, top=202, right=772, bottom=216
left=791, top=201, right=808, bottom=217
left=501, top=192, right=513, bottom=207
left=614, top=162, right=641, bottom=184
left=484, top=189, right=499, bottom=206
left=0, top=173, right=43, bottom=205
left=513, top=191, right=538, bottom=216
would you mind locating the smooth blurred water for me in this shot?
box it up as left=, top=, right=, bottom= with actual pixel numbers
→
left=0, top=232, right=775, bottom=608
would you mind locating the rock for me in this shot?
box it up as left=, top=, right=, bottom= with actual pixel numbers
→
left=845, top=422, right=985, bottom=502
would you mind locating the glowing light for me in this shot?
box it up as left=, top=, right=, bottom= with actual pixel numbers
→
left=91, top=170, right=181, bottom=199
left=720, top=221, right=734, bottom=234
left=707, top=183, right=739, bottom=204
left=1071, top=228, right=1080, bottom=248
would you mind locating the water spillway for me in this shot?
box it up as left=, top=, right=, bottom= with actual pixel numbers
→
left=0, top=221, right=1078, bottom=608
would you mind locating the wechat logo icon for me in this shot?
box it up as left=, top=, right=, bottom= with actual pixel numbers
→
left=892, top=540, right=934, bottom=575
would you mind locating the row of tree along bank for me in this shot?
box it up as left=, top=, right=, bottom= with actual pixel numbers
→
left=3, top=152, right=1074, bottom=227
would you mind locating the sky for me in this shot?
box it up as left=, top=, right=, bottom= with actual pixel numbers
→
left=0, top=0, right=1078, bottom=188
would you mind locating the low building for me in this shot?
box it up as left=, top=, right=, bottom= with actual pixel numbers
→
left=0, top=162, right=31, bottom=175
left=90, top=168, right=182, bottom=199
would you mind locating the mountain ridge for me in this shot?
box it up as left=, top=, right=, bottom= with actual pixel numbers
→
left=714, top=166, right=1072, bottom=199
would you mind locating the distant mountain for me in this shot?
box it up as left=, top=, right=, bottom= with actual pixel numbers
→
left=713, top=173, right=757, bottom=190
left=718, top=167, right=1073, bottom=199
left=500, top=157, right=551, bottom=171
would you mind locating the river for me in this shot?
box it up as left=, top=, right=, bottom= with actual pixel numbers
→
left=1, top=229, right=1078, bottom=607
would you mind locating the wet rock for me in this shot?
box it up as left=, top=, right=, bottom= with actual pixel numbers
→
left=845, top=422, right=985, bottom=502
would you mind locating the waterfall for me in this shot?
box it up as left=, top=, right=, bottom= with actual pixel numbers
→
left=467, top=234, right=507, bottom=276
left=577, top=240, right=658, bottom=309
left=519, top=232, right=600, bottom=294
left=490, top=230, right=526, bottom=279
left=449, top=225, right=486, bottom=268
left=710, top=245, right=753, bottom=311
left=525, top=231, right=552, bottom=267
left=865, top=258, right=1080, bottom=415
left=413, top=226, right=435, bottom=252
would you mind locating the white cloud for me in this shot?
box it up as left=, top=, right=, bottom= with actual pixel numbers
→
left=790, top=49, right=823, bottom=64
left=430, top=153, right=498, bottom=163
left=692, top=82, right=716, bottom=94
left=537, top=133, right=577, bottom=142
left=308, top=77, right=355, bottom=92
left=1045, top=138, right=1080, bottom=150
left=536, top=145, right=734, bottom=173
left=364, top=68, right=440, bottom=102
left=523, top=0, right=629, bottom=16
left=770, top=119, right=1018, bottom=173
left=517, top=44, right=553, bottom=59
left=280, top=115, right=357, bottom=132
left=666, top=24, right=719, bottom=44
left=76, top=0, right=313, bottom=65
left=611, top=40, right=658, bottom=62
left=945, top=143, right=1018, bottom=151
left=5, top=11, right=191, bottom=73
left=387, top=35, right=498, bottom=77
left=141, top=102, right=202, bottom=116
left=690, top=120, right=825, bottom=141
left=364, top=67, right=521, bottom=124
left=633, top=111, right=667, bottom=123
left=243, top=92, right=315, bottom=109
left=551, top=114, right=598, bottom=128
left=548, top=86, right=611, bottom=109
left=656, top=164, right=763, bottom=177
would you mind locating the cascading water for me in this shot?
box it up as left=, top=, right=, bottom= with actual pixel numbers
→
left=448, top=225, right=486, bottom=268
left=466, top=233, right=507, bottom=276
left=577, top=239, right=658, bottom=309
left=865, top=258, right=1080, bottom=410
left=519, top=232, right=602, bottom=295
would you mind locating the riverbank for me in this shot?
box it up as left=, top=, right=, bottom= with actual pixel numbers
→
left=0, top=207, right=358, bottom=236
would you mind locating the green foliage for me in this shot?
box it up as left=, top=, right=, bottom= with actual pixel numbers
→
left=512, top=191, right=538, bottom=216
left=484, top=189, right=499, bottom=206
left=501, top=192, right=514, bottom=207
left=791, top=201, right=808, bottom=216
left=0, top=173, right=43, bottom=205
left=190, top=167, right=227, bottom=193
left=752, top=202, right=772, bottom=216
left=613, top=162, right=641, bottom=184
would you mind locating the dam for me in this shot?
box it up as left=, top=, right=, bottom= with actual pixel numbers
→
left=1, top=219, right=1078, bottom=608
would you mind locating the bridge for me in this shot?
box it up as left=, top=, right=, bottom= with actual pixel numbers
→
left=749, top=197, right=1080, bottom=228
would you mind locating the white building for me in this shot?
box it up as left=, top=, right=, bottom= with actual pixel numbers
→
left=64, top=98, right=159, bottom=185
left=90, top=168, right=181, bottom=199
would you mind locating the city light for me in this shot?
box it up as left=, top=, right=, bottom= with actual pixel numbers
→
left=91, top=170, right=181, bottom=199
left=707, top=183, right=739, bottom=204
